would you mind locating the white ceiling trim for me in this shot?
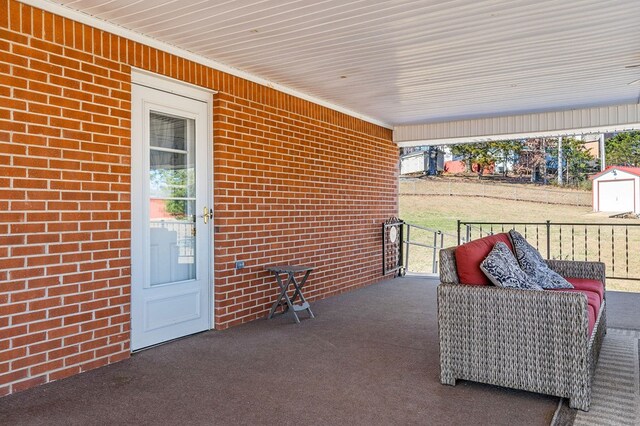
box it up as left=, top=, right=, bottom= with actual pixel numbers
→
left=394, top=104, right=640, bottom=147
left=19, top=0, right=392, bottom=129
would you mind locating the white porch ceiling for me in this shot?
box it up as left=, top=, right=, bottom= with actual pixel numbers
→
left=35, top=0, right=640, bottom=128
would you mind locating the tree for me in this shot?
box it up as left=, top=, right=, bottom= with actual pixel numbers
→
left=150, top=167, right=193, bottom=220
left=450, top=143, right=475, bottom=173
left=605, top=131, right=640, bottom=167
left=514, top=138, right=548, bottom=181
left=450, top=143, right=490, bottom=176
left=492, top=140, right=523, bottom=176
left=549, top=137, right=595, bottom=185
left=450, top=140, right=522, bottom=177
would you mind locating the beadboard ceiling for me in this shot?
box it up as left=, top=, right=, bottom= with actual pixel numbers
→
left=42, top=0, right=640, bottom=126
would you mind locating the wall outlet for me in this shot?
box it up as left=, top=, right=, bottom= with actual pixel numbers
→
left=235, top=260, right=245, bottom=269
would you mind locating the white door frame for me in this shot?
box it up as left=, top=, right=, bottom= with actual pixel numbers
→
left=130, top=70, right=216, bottom=348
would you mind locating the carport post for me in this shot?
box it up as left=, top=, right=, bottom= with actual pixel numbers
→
left=599, top=134, right=606, bottom=171
left=557, top=137, right=563, bottom=186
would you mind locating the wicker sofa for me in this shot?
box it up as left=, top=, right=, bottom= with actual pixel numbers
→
left=438, top=233, right=606, bottom=411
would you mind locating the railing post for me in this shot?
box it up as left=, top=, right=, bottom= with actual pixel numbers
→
left=438, top=231, right=444, bottom=273
left=457, top=220, right=461, bottom=245
left=546, top=220, right=551, bottom=259
left=404, top=223, right=410, bottom=275
left=432, top=232, right=438, bottom=273
left=466, top=225, right=471, bottom=243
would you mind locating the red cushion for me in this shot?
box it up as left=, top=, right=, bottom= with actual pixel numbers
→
left=549, top=288, right=601, bottom=314
left=565, top=277, right=604, bottom=302
left=548, top=288, right=601, bottom=336
left=582, top=290, right=601, bottom=316
left=455, top=233, right=513, bottom=285
left=586, top=303, right=596, bottom=336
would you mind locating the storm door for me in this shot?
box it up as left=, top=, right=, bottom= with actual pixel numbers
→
left=131, top=81, right=211, bottom=351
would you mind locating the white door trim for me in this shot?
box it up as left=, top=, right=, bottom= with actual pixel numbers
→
left=130, top=72, right=215, bottom=350
left=131, top=68, right=217, bottom=100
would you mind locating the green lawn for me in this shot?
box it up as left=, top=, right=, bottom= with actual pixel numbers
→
left=399, top=190, right=640, bottom=292
left=400, top=194, right=602, bottom=232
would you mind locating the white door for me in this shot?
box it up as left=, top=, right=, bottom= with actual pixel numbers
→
left=599, top=180, right=634, bottom=212
left=131, top=81, right=212, bottom=351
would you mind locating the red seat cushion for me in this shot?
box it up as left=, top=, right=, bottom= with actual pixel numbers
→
left=565, top=277, right=604, bottom=302
left=548, top=288, right=601, bottom=336
left=455, top=233, right=513, bottom=285
left=586, top=303, right=596, bottom=336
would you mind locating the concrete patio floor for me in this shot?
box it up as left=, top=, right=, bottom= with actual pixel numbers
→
left=1, top=277, right=639, bottom=426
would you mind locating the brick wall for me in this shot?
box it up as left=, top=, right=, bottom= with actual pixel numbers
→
left=213, top=94, right=397, bottom=328
left=0, top=0, right=397, bottom=396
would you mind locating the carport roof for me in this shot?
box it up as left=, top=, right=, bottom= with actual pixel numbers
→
left=23, top=0, right=640, bottom=134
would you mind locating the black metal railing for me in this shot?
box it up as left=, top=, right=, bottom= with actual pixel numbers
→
left=382, top=218, right=405, bottom=276
left=458, top=220, right=640, bottom=282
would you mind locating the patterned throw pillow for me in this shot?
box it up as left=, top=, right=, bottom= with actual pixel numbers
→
left=508, top=230, right=573, bottom=289
left=479, top=242, right=542, bottom=290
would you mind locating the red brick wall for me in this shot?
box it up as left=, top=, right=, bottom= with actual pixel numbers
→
left=213, top=94, right=397, bottom=328
left=0, top=0, right=397, bottom=396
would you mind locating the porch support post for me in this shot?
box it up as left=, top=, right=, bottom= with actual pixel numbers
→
left=557, top=137, right=563, bottom=186
left=599, top=133, right=606, bottom=171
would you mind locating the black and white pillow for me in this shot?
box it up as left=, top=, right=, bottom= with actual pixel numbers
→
left=480, top=242, right=542, bottom=290
left=508, top=230, right=573, bottom=289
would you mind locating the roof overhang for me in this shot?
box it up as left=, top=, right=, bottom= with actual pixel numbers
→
left=394, top=104, right=640, bottom=147
left=19, top=1, right=640, bottom=136
left=591, top=166, right=640, bottom=180
left=19, top=0, right=391, bottom=129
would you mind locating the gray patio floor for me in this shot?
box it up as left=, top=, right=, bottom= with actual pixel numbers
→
left=1, top=277, right=638, bottom=426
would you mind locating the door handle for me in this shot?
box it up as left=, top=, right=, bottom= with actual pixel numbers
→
left=202, top=207, right=213, bottom=224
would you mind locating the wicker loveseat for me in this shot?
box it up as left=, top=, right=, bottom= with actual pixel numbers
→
left=438, top=233, right=606, bottom=411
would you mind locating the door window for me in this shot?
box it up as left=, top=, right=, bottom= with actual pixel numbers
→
left=148, top=112, right=197, bottom=286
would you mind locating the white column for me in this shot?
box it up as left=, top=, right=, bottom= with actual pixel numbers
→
left=557, top=137, right=563, bottom=185
left=599, top=134, right=606, bottom=171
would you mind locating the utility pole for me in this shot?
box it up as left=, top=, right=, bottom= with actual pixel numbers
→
left=599, top=134, right=606, bottom=171
left=557, top=136, right=563, bottom=186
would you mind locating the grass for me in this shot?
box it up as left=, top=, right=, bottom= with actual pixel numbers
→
left=399, top=176, right=591, bottom=207
left=400, top=195, right=608, bottom=232
left=399, top=179, right=640, bottom=292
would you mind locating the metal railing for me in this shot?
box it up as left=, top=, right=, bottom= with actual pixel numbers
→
left=382, top=218, right=405, bottom=276
left=458, top=220, right=640, bottom=282
left=402, top=223, right=461, bottom=275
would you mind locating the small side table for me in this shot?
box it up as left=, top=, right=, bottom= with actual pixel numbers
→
left=266, top=265, right=315, bottom=323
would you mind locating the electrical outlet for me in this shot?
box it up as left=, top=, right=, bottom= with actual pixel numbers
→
left=235, top=260, right=245, bottom=269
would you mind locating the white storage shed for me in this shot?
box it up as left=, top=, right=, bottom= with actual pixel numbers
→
left=592, top=166, right=640, bottom=214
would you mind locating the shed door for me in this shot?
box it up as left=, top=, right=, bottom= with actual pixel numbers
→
left=598, top=180, right=634, bottom=212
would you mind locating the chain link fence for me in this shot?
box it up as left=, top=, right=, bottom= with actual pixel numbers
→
left=399, top=178, right=591, bottom=207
